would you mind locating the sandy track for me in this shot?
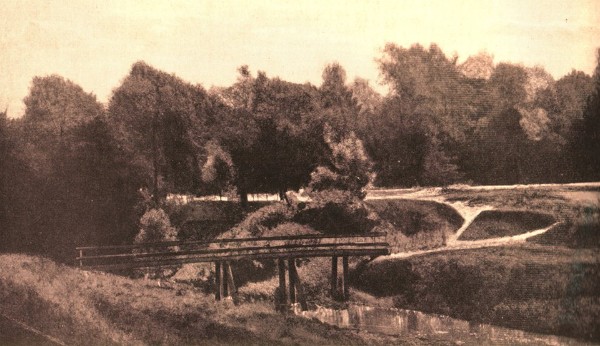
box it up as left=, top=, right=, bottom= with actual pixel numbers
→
left=371, top=189, right=558, bottom=262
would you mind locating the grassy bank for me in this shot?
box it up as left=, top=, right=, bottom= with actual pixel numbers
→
left=459, top=210, right=555, bottom=240
left=443, top=188, right=599, bottom=248
left=365, top=199, right=463, bottom=252
left=356, top=243, right=600, bottom=342
left=0, top=253, right=450, bottom=345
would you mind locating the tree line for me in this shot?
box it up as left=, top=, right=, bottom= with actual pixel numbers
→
left=1, top=43, right=599, bottom=261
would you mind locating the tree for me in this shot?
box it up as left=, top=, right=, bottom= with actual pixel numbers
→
left=212, top=68, right=328, bottom=205
left=0, top=109, right=8, bottom=247
left=378, top=43, right=473, bottom=143
left=23, top=75, right=104, bottom=141
left=135, top=208, right=177, bottom=243
left=108, top=61, right=213, bottom=205
left=556, top=71, right=594, bottom=138
left=369, top=43, right=469, bottom=186
left=350, top=78, right=382, bottom=116
left=459, top=52, right=494, bottom=80
left=488, top=63, right=529, bottom=112
left=574, top=49, right=600, bottom=181
left=300, top=127, right=376, bottom=235
left=476, top=107, right=529, bottom=184
left=4, top=75, right=144, bottom=261
left=309, top=126, right=373, bottom=198
left=201, top=140, right=235, bottom=198
left=319, top=63, right=360, bottom=137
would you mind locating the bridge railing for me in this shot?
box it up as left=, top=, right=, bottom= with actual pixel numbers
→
left=76, top=232, right=389, bottom=271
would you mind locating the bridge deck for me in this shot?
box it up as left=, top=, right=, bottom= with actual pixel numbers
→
left=76, top=233, right=390, bottom=306
left=76, top=232, right=390, bottom=271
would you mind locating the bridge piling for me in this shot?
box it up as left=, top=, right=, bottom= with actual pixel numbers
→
left=215, top=261, right=223, bottom=301
left=277, top=258, right=288, bottom=311
left=225, top=261, right=237, bottom=301
left=289, top=260, right=308, bottom=311
left=331, top=256, right=338, bottom=299
left=288, top=258, right=296, bottom=304
left=223, top=263, right=229, bottom=298
left=342, top=256, right=349, bottom=301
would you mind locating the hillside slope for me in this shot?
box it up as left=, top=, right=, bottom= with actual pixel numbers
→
left=0, top=254, right=437, bottom=345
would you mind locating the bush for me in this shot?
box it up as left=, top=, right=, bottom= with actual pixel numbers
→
left=135, top=208, right=177, bottom=243
left=134, top=208, right=178, bottom=278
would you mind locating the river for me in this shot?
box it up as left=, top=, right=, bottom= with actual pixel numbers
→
left=298, top=305, right=593, bottom=345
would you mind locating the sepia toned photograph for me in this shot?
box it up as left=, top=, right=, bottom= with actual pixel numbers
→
left=1, top=0, right=599, bottom=344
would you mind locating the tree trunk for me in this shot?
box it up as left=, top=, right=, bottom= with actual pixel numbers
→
left=152, top=121, right=159, bottom=207
left=239, top=187, right=248, bottom=209
left=279, top=189, right=290, bottom=205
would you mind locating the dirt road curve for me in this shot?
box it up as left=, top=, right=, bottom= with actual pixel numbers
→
left=0, top=313, right=64, bottom=346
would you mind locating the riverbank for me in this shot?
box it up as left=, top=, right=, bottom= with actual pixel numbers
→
left=356, top=243, right=600, bottom=342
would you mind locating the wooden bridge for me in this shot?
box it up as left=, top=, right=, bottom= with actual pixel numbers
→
left=76, top=232, right=389, bottom=310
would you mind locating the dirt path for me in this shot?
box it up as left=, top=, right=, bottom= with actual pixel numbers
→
left=369, top=189, right=557, bottom=262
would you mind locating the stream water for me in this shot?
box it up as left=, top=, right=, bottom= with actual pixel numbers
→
left=298, top=305, right=591, bottom=345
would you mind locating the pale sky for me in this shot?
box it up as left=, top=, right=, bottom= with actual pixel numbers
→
left=1, top=0, right=599, bottom=118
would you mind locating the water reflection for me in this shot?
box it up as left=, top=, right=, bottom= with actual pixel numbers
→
left=298, top=305, right=589, bottom=345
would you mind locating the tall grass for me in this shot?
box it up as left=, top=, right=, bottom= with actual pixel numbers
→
left=0, top=254, right=419, bottom=345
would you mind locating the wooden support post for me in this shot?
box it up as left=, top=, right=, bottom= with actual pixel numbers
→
left=225, top=261, right=237, bottom=302
left=288, top=258, right=296, bottom=304
left=223, top=264, right=229, bottom=298
left=79, top=249, right=83, bottom=267
left=289, top=262, right=308, bottom=311
left=278, top=258, right=287, bottom=311
left=215, top=261, right=223, bottom=301
left=331, top=256, right=338, bottom=299
left=342, top=256, right=349, bottom=301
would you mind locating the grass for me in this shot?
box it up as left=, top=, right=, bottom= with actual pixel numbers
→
left=444, top=188, right=599, bottom=248
left=458, top=210, right=555, bottom=240
left=356, top=243, right=600, bottom=342
left=365, top=199, right=463, bottom=252
left=528, top=203, right=600, bottom=248
left=0, top=253, right=445, bottom=345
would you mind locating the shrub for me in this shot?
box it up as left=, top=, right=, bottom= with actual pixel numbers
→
left=308, top=128, right=374, bottom=199
left=135, top=208, right=177, bottom=243
left=134, top=208, right=178, bottom=278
